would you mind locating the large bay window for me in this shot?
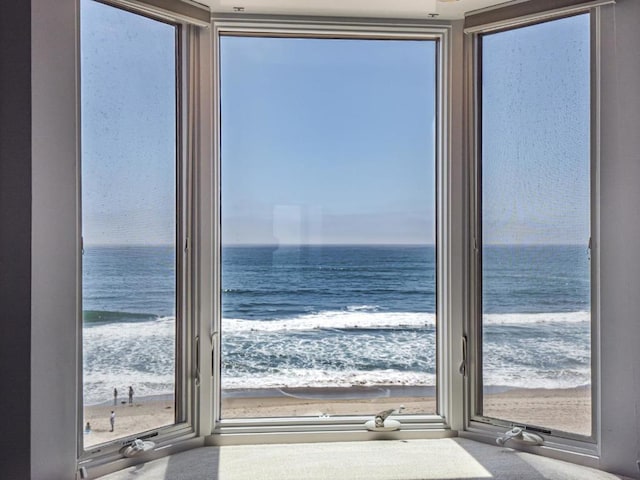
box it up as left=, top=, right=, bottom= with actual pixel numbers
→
left=76, top=0, right=603, bottom=473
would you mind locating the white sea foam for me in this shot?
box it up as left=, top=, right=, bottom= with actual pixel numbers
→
left=346, top=305, right=381, bottom=312
left=220, top=368, right=590, bottom=391
left=223, top=310, right=435, bottom=333
left=82, top=311, right=592, bottom=403
left=483, top=367, right=591, bottom=390
left=221, top=369, right=436, bottom=390
left=83, top=371, right=175, bottom=405
left=484, top=311, right=589, bottom=325
left=222, top=310, right=590, bottom=333
left=83, top=317, right=176, bottom=404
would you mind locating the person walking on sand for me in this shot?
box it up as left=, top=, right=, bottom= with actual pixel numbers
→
left=128, top=385, right=134, bottom=404
left=113, top=387, right=118, bottom=406
left=110, top=411, right=115, bottom=432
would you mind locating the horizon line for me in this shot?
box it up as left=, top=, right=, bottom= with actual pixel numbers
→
left=82, top=242, right=589, bottom=248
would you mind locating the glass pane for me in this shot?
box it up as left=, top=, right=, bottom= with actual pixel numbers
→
left=481, top=15, right=591, bottom=436
left=220, top=37, right=437, bottom=419
left=81, top=0, right=177, bottom=447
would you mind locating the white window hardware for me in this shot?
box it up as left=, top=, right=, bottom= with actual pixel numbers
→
left=121, top=439, right=156, bottom=457
left=496, top=427, right=544, bottom=447
left=364, top=406, right=406, bottom=432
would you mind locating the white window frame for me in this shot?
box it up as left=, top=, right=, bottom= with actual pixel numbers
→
left=461, top=5, right=603, bottom=465
left=206, top=15, right=457, bottom=444
left=44, top=0, right=620, bottom=478
left=76, top=0, right=205, bottom=470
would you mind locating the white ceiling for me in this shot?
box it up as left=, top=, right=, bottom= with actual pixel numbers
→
left=202, top=0, right=515, bottom=20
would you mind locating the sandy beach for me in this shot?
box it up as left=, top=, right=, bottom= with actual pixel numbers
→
left=222, top=386, right=437, bottom=419
left=83, top=396, right=175, bottom=448
left=222, top=385, right=591, bottom=437
left=83, top=385, right=590, bottom=448
left=482, top=386, right=591, bottom=437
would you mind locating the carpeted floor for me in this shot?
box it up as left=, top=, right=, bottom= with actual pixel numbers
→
left=98, top=438, right=630, bottom=480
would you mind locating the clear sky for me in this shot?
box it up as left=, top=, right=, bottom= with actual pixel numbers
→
left=81, top=0, right=176, bottom=246
left=221, top=37, right=436, bottom=245
left=81, top=2, right=590, bottom=247
left=482, top=14, right=590, bottom=245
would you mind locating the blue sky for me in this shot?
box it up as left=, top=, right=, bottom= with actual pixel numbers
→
left=81, top=2, right=590, bottom=247
left=221, top=37, right=436, bottom=245
left=482, top=14, right=590, bottom=245
left=81, top=0, right=176, bottom=246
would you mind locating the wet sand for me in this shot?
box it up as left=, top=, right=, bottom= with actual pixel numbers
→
left=83, top=386, right=591, bottom=448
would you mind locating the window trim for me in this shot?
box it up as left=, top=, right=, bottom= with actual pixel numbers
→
left=93, top=0, right=210, bottom=26
left=463, top=4, right=602, bottom=460
left=463, top=0, right=613, bottom=34
left=52, top=1, right=618, bottom=478
left=208, top=15, right=454, bottom=440
left=76, top=3, right=201, bottom=465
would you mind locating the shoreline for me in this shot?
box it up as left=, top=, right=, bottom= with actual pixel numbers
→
left=85, top=392, right=175, bottom=408
left=222, top=384, right=436, bottom=399
left=83, top=385, right=590, bottom=447
left=221, top=383, right=589, bottom=398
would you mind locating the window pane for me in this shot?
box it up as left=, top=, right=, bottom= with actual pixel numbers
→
left=220, top=36, right=437, bottom=419
left=81, top=0, right=178, bottom=447
left=481, top=14, right=591, bottom=436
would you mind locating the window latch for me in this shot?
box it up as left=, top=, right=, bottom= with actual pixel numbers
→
left=459, top=335, right=468, bottom=376
left=211, top=331, right=219, bottom=377
left=121, top=438, right=156, bottom=457
left=496, top=426, right=544, bottom=446
left=365, top=405, right=405, bottom=431
left=194, top=335, right=200, bottom=387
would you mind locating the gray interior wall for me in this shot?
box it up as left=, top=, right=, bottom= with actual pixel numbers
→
left=0, top=1, right=32, bottom=479
left=599, top=0, right=640, bottom=477
left=31, top=0, right=80, bottom=478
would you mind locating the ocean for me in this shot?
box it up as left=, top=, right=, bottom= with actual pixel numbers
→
left=82, top=244, right=590, bottom=405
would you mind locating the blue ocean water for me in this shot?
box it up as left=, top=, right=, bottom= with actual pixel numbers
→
left=83, top=246, right=176, bottom=404
left=82, top=244, right=590, bottom=404
left=221, top=245, right=436, bottom=391
left=482, top=245, right=590, bottom=389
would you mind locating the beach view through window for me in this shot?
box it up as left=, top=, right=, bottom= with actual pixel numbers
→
left=220, top=36, right=438, bottom=418
left=81, top=0, right=178, bottom=447
left=480, top=14, right=592, bottom=436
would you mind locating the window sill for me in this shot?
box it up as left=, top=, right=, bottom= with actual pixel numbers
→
left=208, top=425, right=456, bottom=446
left=459, top=428, right=600, bottom=470
left=95, top=437, right=629, bottom=480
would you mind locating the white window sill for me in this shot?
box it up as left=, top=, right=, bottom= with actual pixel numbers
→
left=95, top=438, right=629, bottom=480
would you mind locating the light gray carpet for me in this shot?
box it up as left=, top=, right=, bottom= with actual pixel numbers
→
left=98, top=438, right=629, bottom=480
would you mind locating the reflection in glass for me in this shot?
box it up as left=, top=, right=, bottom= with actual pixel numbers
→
left=480, top=14, right=591, bottom=436
left=81, top=0, right=177, bottom=447
left=220, top=36, right=437, bottom=419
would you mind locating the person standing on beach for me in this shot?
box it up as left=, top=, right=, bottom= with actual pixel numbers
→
left=113, top=387, right=118, bottom=406
left=128, top=386, right=134, bottom=404
left=110, top=411, right=115, bottom=432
